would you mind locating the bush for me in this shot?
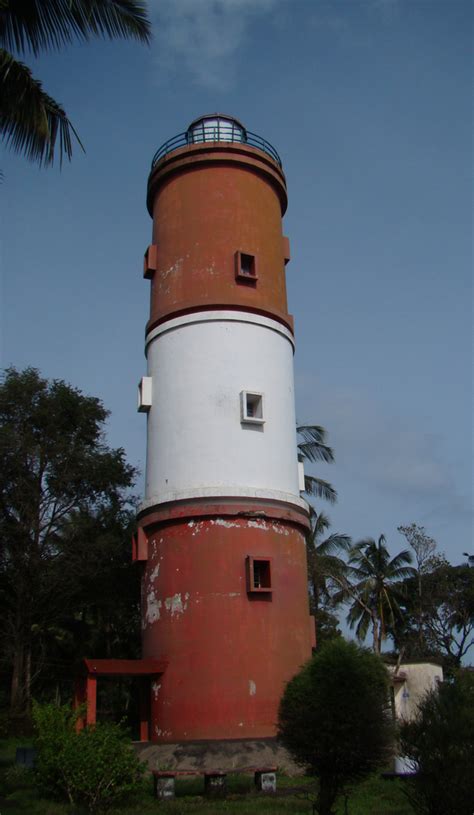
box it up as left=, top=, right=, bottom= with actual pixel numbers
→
left=3, top=764, right=35, bottom=792
left=400, top=670, right=474, bottom=815
left=278, top=639, right=393, bottom=815
left=32, top=702, right=145, bottom=812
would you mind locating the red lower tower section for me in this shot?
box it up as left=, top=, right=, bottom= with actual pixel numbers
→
left=140, top=503, right=312, bottom=741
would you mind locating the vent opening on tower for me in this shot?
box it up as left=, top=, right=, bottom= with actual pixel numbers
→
left=246, top=556, right=272, bottom=594
left=138, top=377, right=152, bottom=412
left=240, top=391, right=264, bottom=425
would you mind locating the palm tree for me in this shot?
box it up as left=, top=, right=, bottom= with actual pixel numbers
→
left=340, top=535, right=415, bottom=654
left=297, top=425, right=337, bottom=503
left=306, top=510, right=351, bottom=646
left=1, top=0, right=151, bottom=167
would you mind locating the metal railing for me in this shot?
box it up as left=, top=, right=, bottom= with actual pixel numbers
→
left=151, top=129, right=282, bottom=169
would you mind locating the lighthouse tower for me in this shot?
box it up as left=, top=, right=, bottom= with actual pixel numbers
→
left=136, top=115, right=314, bottom=743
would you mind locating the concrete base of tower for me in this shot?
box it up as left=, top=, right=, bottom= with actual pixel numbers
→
left=137, top=498, right=314, bottom=743
left=134, top=737, right=305, bottom=776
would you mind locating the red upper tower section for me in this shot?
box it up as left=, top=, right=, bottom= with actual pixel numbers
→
left=144, top=114, right=292, bottom=334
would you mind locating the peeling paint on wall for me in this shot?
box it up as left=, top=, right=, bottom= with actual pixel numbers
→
left=151, top=682, right=161, bottom=700
left=212, top=518, right=241, bottom=529
left=155, top=728, right=173, bottom=737
left=187, top=520, right=206, bottom=536
left=246, top=519, right=290, bottom=535
left=249, top=680, right=256, bottom=696
left=146, top=590, right=162, bottom=624
left=185, top=517, right=293, bottom=536
left=247, top=519, right=268, bottom=531
left=149, top=562, right=160, bottom=582
left=164, top=593, right=189, bottom=616
left=207, top=591, right=240, bottom=599
left=272, top=523, right=290, bottom=536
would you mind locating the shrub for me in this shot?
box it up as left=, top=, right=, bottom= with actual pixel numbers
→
left=400, top=669, right=474, bottom=815
left=3, top=764, right=35, bottom=792
left=278, top=639, right=393, bottom=815
left=32, top=702, right=145, bottom=812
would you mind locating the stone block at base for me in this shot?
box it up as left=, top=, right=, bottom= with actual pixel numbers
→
left=153, top=772, right=176, bottom=800
left=204, top=772, right=227, bottom=798
left=255, top=770, right=277, bottom=793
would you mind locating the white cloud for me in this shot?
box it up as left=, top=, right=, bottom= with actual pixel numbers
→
left=147, top=0, right=402, bottom=89
left=149, top=0, right=286, bottom=89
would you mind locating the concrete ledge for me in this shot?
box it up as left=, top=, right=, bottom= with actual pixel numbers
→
left=135, top=737, right=303, bottom=776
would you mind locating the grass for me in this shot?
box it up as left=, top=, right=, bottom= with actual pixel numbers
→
left=0, top=738, right=414, bottom=815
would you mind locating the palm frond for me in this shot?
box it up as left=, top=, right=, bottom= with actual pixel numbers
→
left=0, top=0, right=151, bottom=57
left=307, top=511, right=331, bottom=544
left=0, top=49, right=83, bottom=165
left=304, top=475, right=337, bottom=504
left=354, top=611, right=371, bottom=642
left=317, top=533, right=352, bottom=557
left=297, top=425, right=327, bottom=444
left=297, top=425, right=334, bottom=463
left=389, top=549, right=414, bottom=570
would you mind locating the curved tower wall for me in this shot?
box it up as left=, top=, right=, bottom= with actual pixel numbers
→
left=138, top=116, right=313, bottom=742
left=143, top=313, right=303, bottom=509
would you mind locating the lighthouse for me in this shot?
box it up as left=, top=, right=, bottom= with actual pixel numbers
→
left=136, top=114, right=314, bottom=743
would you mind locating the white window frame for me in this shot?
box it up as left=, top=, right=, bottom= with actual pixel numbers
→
left=240, top=390, right=265, bottom=425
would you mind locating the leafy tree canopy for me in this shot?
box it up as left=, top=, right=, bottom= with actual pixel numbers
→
left=306, top=510, right=351, bottom=647
left=278, top=639, right=393, bottom=815
left=400, top=669, right=474, bottom=815
left=0, top=367, right=136, bottom=713
left=331, top=535, right=415, bottom=654
left=391, top=562, right=474, bottom=670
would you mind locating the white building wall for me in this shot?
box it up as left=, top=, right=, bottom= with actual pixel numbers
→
left=141, top=311, right=305, bottom=512
left=390, top=663, right=444, bottom=722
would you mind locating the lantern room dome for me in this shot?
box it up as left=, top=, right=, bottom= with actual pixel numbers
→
left=186, top=114, right=247, bottom=144
left=150, top=114, right=283, bottom=169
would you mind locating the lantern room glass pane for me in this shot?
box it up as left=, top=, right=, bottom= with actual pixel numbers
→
left=189, top=117, right=244, bottom=144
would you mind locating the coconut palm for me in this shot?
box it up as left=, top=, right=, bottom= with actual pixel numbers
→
left=297, top=424, right=337, bottom=503
left=342, top=535, right=416, bottom=654
left=306, top=510, right=351, bottom=645
left=0, top=0, right=151, bottom=167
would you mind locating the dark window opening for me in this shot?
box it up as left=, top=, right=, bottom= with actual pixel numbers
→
left=240, top=254, right=254, bottom=276
left=246, top=556, right=272, bottom=594
left=235, top=251, right=257, bottom=284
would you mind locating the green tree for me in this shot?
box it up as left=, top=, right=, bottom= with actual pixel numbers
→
left=297, top=425, right=337, bottom=504
left=334, top=535, right=415, bottom=654
left=33, top=701, right=145, bottom=811
left=391, top=563, right=474, bottom=670
left=400, top=669, right=474, bottom=815
left=27, top=502, right=141, bottom=711
left=397, top=523, right=440, bottom=650
left=306, top=511, right=351, bottom=646
left=0, top=0, right=150, bottom=167
left=0, top=367, right=136, bottom=712
left=278, top=639, right=393, bottom=815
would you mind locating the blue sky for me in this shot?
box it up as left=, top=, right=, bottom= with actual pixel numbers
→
left=1, top=0, right=472, bottom=569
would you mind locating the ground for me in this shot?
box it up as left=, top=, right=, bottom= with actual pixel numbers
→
left=0, top=738, right=414, bottom=814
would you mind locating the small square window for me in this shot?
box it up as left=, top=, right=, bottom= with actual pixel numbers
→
left=246, top=556, right=272, bottom=593
left=240, top=391, right=264, bottom=425
left=235, top=251, right=257, bottom=284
